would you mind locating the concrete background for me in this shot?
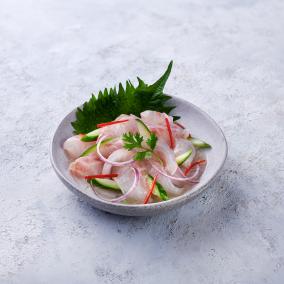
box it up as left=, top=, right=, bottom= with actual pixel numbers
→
left=0, top=0, right=283, bottom=283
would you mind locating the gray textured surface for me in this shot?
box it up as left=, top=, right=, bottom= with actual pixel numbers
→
left=0, top=0, right=283, bottom=283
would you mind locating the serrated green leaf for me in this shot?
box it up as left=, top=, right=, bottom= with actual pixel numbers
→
left=147, top=60, right=173, bottom=96
left=122, top=132, right=144, bottom=150
left=146, top=133, right=158, bottom=150
left=71, top=61, right=177, bottom=134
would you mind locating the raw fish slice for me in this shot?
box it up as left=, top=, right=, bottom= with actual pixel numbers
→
left=112, top=160, right=149, bottom=176
left=101, top=148, right=134, bottom=174
left=149, top=167, right=184, bottom=197
left=140, top=110, right=189, bottom=143
left=100, top=139, right=123, bottom=157
left=114, top=168, right=147, bottom=203
left=174, top=138, right=196, bottom=168
left=150, top=125, right=189, bottom=145
left=141, top=111, right=172, bottom=145
left=86, top=138, right=124, bottom=160
left=141, top=110, right=172, bottom=125
left=155, top=141, right=178, bottom=174
left=132, top=160, right=149, bottom=175
left=150, top=126, right=171, bottom=146
left=180, top=152, right=207, bottom=181
left=174, top=138, right=193, bottom=155
left=63, top=135, right=96, bottom=160
left=69, top=155, right=103, bottom=178
left=172, top=124, right=190, bottom=139
left=99, top=114, right=138, bottom=137
left=158, top=175, right=184, bottom=196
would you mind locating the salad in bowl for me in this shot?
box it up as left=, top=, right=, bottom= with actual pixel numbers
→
left=62, top=62, right=212, bottom=205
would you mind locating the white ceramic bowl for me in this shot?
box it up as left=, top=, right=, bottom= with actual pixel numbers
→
left=50, top=97, right=227, bottom=216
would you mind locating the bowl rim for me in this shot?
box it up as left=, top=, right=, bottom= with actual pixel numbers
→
left=50, top=96, right=228, bottom=209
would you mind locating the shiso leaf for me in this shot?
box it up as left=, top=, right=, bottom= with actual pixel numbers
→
left=71, top=61, right=177, bottom=134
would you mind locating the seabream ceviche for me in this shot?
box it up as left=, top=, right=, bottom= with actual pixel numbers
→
left=64, top=111, right=211, bottom=204
left=63, top=61, right=211, bottom=204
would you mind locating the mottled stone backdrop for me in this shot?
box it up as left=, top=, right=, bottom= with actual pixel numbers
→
left=0, top=0, right=283, bottom=283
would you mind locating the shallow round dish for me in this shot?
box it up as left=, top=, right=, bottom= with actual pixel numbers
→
left=50, top=97, right=227, bottom=216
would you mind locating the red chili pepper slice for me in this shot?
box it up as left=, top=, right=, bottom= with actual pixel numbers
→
left=97, top=119, right=129, bottom=128
left=144, top=174, right=159, bottom=204
left=184, top=160, right=206, bottom=176
left=165, top=117, right=175, bottom=149
left=85, top=174, right=118, bottom=179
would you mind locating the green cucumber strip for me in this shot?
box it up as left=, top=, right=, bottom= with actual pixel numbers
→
left=136, top=118, right=151, bottom=148
left=176, top=148, right=192, bottom=166
left=136, top=119, right=151, bottom=137
left=80, top=144, right=97, bottom=157
left=188, top=137, right=211, bottom=149
left=90, top=178, right=121, bottom=192
left=147, top=175, right=168, bottom=201
left=80, top=138, right=113, bottom=157
left=81, top=128, right=100, bottom=142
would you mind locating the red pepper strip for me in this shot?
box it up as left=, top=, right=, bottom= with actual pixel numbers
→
left=97, top=119, right=129, bottom=128
left=165, top=117, right=175, bottom=149
left=184, top=160, right=206, bottom=176
left=174, top=122, right=185, bottom=129
left=144, top=174, right=159, bottom=204
left=85, top=174, right=118, bottom=179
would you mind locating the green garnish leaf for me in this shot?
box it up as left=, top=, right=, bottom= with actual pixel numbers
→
left=146, top=133, right=158, bottom=150
left=134, top=151, right=152, bottom=161
left=71, top=61, right=176, bottom=134
left=122, top=132, right=143, bottom=150
left=122, top=132, right=157, bottom=161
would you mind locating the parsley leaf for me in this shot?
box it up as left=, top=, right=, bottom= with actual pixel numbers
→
left=146, top=133, right=158, bottom=150
left=134, top=151, right=152, bottom=161
left=71, top=61, right=176, bottom=134
left=122, top=132, right=158, bottom=161
left=122, top=133, right=143, bottom=150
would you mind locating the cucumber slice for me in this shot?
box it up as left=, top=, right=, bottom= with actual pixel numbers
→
left=176, top=148, right=193, bottom=166
left=81, top=128, right=100, bottom=142
left=80, top=138, right=113, bottom=157
left=80, top=144, right=97, bottom=157
left=136, top=119, right=151, bottom=148
left=90, top=178, right=121, bottom=192
left=146, top=175, right=168, bottom=201
left=136, top=119, right=151, bottom=139
left=188, top=137, right=211, bottom=149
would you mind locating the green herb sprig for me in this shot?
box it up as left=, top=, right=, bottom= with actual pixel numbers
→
left=122, top=132, right=158, bottom=161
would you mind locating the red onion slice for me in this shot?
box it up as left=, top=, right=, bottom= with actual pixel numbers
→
left=90, top=167, right=139, bottom=203
left=97, top=135, right=134, bottom=166
left=152, top=164, right=199, bottom=183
